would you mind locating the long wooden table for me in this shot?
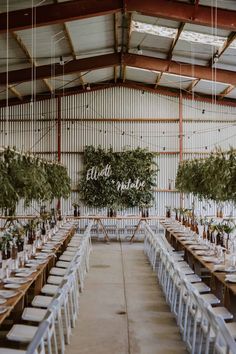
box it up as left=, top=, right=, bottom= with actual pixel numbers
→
left=0, top=224, right=76, bottom=326
left=161, top=220, right=236, bottom=318
left=72, top=215, right=162, bottom=242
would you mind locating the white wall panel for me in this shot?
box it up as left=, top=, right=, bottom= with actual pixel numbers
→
left=183, top=121, right=236, bottom=152
left=183, top=98, right=236, bottom=121
left=1, top=87, right=236, bottom=218
left=61, top=87, right=179, bottom=119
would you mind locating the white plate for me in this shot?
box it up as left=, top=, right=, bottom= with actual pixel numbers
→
left=225, top=275, right=236, bottom=282
left=214, top=265, right=236, bottom=273
left=14, top=268, right=30, bottom=273
left=15, top=272, right=33, bottom=278
left=0, top=299, right=6, bottom=304
left=14, top=268, right=37, bottom=273
left=201, top=257, right=222, bottom=264
left=27, top=259, right=46, bottom=265
left=182, top=241, right=198, bottom=245
left=0, top=306, right=9, bottom=314
left=25, top=263, right=39, bottom=268
left=189, top=245, right=209, bottom=250
left=0, top=290, right=18, bottom=298
left=42, top=245, right=55, bottom=249
left=4, top=283, right=21, bottom=289
left=35, top=255, right=50, bottom=260
left=4, top=277, right=32, bottom=284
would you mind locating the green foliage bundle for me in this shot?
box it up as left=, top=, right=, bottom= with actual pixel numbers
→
left=78, top=146, right=158, bottom=209
left=175, top=148, right=236, bottom=203
left=0, top=147, right=71, bottom=215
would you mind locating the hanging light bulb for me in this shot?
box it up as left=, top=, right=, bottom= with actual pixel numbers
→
left=213, top=52, right=219, bottom=63
left=137, top=45, right=143, bottom=55
left=59, top=56, right=64, bottom=66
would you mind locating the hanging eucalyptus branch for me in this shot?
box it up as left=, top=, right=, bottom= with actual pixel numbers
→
left=0, top=147, right=71, bottom=215
left=175, top=147, right=236, bottom=203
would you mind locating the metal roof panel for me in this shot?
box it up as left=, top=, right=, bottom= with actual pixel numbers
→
left=126, top=67, right=158, bottom=84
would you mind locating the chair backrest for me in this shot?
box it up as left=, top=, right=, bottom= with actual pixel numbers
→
left=26, top=320, right=49, bottom=354
left=206, top=305, right=236, bottom=354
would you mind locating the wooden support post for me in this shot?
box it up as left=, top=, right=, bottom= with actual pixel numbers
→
left=57, top=96, right=62, bottom=210
left=179, top=91, right=184, bottom=208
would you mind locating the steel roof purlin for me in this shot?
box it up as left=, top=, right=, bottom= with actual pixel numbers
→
left=1, top=0, right=236, bottom=104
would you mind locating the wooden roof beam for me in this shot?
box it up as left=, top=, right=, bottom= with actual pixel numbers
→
left=53, top=0, right=85, bottom=88
left=126, top=13, right=132, bottom=53
left=114, top=66, right=118, bottom=83
left=114, top=13, right=119, bottom=83
left=167, top=22, right=185, bottom=62
left=8, top=85, right=23, bottom=101
left=11, top=31, right=53, bottom=93
left=154, top=73, right=163, bottom=89
left=114, top=13, right=119, bottom=53
left=0, top=53, right=120, bottom=85
left=218, top=84, right=235, bottom=100
left=62, top=22, right=85, bottom=88
left=126, top=0, right=236, bottom=31
left=209, top=32, right=236, bottom=67
left=155, top=22, right=184, bottom=89
left=2, top=53, right=236, bottom=87
left=186, top=78, right=200, bottom=92
left=2, top=81, right=236, bottom=107
left=1, top=0, right=236, bottom=33
left=0, top=0, right=122, bottom=33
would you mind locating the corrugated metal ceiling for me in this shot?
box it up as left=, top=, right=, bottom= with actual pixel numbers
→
left=0, top=0, right=236, bottom=104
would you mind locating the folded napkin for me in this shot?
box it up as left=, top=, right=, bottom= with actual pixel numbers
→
left=213, top=265, right=236, bottom=272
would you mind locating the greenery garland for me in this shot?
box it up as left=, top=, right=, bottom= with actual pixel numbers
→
left=78, top=146, right=158, bottom=209
left=175, top=148, right=236, bottom=203
left=0, top=147, right=71, bottom=215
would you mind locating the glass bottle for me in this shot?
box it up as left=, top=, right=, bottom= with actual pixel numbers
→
left=202, top=225, right=207, bottom=239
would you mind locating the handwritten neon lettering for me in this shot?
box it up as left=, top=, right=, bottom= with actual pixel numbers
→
left=86, top=164, right=111, bottom=180
left=116, top=178, right=145, bottom=192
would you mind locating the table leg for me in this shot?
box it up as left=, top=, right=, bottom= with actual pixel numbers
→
left=130, top=219, right=143, bottom=243
left=97, top=219, right=110, bottom=243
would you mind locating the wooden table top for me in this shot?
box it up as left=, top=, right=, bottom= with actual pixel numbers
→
left=161, top=220, right=236, bottom=296
left=0, top=225, right=75, bottom=325
left=70, top=215, right=164, bottom=220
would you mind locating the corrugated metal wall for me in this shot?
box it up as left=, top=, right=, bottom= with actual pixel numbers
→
left=0, top=87, right=236, bottom=218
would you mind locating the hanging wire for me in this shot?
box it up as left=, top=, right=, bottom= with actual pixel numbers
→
left=5, top=0, right=9, bottom=147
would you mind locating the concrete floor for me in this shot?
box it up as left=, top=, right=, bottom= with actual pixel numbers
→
left=67, top=241, right=187, bottom=354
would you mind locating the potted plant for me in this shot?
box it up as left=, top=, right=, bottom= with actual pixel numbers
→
left=24, top=219, right=39, bottom=245
left=72, top=203, right=80, bottom=217
left=0, top=232, right=13, bottom=260
left=165, top=206, right=171, bottom=218
left=11, top=224, right=25, bottom=252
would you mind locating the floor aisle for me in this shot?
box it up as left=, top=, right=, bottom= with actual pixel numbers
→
left=67, top=241, right=187, bottom=354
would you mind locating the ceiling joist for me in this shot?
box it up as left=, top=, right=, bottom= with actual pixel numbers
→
left=209, top=32, right=236, bottom=67
left=1, top=0, right=236, bottom=34
left=218, top=84, right=235, bottom=100
left=11, top=31, right=53, bottom=93
left=126, top=0, right=236, bottom=31
left=1, top=53, right=236, bottom=87
left=0, top=0, right=122, bottom=33
left=8, top=85, right=23, bottom=101
left=186, top=78, right=200, bottom=92
left=155, top=22, right=184, bottom=89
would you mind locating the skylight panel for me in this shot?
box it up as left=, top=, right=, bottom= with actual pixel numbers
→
left=179, top=31, right=226, bottom=47
left=132, top=21, right=177, bottom=39
left=132, top=21, right=227, bottom=48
